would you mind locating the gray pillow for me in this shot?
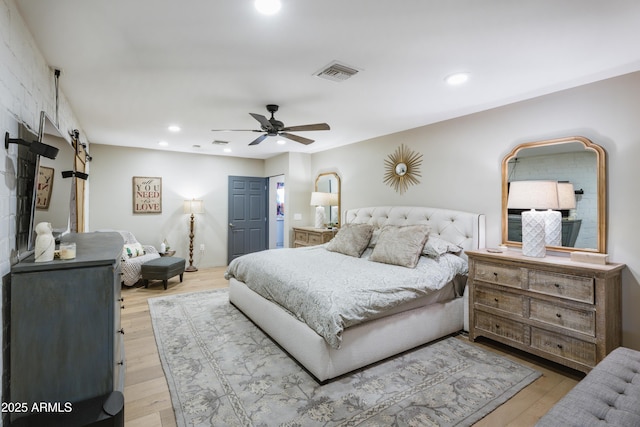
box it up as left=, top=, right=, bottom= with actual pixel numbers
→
left=369, top=225, right=431, bottom=268
left=422, top=235, right=463, bottom=258
left=326, top=224, right=374, bottom=257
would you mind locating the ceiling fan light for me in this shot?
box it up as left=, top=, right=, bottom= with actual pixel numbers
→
left=277, top=139, right=286, bottom=145
left=255, top=0, right=281, bottom=15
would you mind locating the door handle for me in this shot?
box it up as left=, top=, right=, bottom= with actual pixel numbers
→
left=229, top=223, right=234, bottom=228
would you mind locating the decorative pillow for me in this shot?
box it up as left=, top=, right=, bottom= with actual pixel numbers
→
left=369, top=225, right=431, bottom=268
left=326, top=224, right=374, bottom=257
left=422, top=235, right=463, bottom=258
left=123, top=242, right=145, bottom=259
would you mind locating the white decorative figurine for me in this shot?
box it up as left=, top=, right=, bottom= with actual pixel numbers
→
left=34, top=222, right=55, bottom=262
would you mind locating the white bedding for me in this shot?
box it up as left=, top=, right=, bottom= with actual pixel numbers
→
left=224, top=244, right=468, bottom=349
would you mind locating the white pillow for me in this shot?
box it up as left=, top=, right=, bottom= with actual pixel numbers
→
left=123, top=242, right=145, bottom=258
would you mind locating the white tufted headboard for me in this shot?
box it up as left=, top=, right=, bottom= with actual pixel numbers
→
left=344, top=206, right=486, bottom=258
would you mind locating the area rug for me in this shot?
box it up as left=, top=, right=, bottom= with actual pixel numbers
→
left=148, top=289, right=541, bottom=427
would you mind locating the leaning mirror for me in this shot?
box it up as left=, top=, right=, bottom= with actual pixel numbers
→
left=315, top=172, right=341, bottom=227
left=502, top=136, right=606, bottom=253
left=32, top=112, right=75, bottom=244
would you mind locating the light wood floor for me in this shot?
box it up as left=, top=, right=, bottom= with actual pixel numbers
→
left=121, top=267, right=583, bottom=427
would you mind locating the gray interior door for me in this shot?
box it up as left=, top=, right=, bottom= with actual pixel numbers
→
left=228, top=176, right=268, bottom=264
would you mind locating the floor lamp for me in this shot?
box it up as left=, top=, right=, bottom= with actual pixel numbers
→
left=184, top=199, right=204, bottom=272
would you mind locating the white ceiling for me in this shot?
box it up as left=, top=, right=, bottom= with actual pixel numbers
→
left=14, top=0, right=640, bottom=160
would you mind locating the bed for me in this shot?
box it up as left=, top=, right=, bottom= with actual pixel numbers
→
left=226, top=206, right=486, bottom=382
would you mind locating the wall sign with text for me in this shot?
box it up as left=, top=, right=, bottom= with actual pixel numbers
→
left=133, top=176, right=162, bottom=213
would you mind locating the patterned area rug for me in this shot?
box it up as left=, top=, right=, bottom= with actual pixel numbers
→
left=149, top=289, right=541, bottom=427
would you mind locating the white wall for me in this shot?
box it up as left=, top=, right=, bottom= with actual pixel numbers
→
left=310, top=71, right=640, bottom=350
left=88, top=144, right=264, bottom=268
left=1, top=0, right=87, bottom=422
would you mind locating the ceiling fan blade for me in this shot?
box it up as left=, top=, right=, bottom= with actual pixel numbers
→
left=280, top=132, right=314, bottom=145
left=211, top=129, right=263, bottom=132
left=249, top=113, right=274, bottom=131
left=281, top=123, right=330, bottom=132
left=248, top=134, right=269, bottom=146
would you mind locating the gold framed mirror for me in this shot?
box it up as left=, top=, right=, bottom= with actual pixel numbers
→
left=315, top=172, right=341, bottom=227
left=502, top=136, right=606, bottom=253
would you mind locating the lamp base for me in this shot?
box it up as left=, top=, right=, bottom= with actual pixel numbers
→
left=185, top=265, right=198, bottom=272
left=314, top=206, right=326, bottom=229
left=521, top=210, right=546, bottom=258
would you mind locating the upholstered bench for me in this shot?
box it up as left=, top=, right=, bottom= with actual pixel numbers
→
left=536, top=347, right=640, bottom=426
left=141, top=256, right=186, bottom=290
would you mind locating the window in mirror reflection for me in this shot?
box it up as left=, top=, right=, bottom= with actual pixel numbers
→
left=507, top=149, right=597, bottom=248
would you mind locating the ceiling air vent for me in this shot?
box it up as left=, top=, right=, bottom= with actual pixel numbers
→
left=315, top=61, right=359, bottom=82
left=212, top=140, right=229, bottom=145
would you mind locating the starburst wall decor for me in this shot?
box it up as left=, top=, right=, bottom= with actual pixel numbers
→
left=383, top=144, right=423, bottom=194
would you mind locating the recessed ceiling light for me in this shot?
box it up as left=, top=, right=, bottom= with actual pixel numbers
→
left=223, top=148, right=232, bottom=153
left=158, top=141, right=169, bottom=146
left=445, top=72, right=470, bottom=85
left=168, top=125, right=181, bottom=132
left=255, top=0, right=281, bottom=15
left=276, top=139, right=286, bottom=145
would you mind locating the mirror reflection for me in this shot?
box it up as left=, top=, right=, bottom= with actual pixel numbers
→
left=33, top=113, right=75, bottom=241
left=502, top=137, right=606, bottom=253
left=315, top=172, right=341, bottom=227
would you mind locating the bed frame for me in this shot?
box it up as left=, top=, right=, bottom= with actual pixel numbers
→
left=229, top=206, right=486, bottom=382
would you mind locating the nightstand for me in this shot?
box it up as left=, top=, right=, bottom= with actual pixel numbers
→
left=292, top=226, right=337, bottom=248
left=467, top=249, right=625, bottom=373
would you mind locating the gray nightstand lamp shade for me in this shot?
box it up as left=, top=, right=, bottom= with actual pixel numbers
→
left=508, top=181, right=559, bottom=257
left=183, top=199, right=204, bottom=272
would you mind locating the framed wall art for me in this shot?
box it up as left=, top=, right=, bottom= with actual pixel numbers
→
left=133, top=176, right=162, bottom=213
left=36, top=166, right=54, bottom=209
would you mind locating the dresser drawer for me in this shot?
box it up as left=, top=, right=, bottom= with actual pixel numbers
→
left=474, top=262, right=522, bottom=289
left=530, top=327, right=596, bottom=366
left=308, top=233, right=323, bottom=245
left=294, top=230, right=309, bottom=243
left=529, top=299, right=595, bottom=336
left=528, top=270, right=594, bottom=304
left=475, top=312, right=526, bottom=344
left=474, top=286, right=525, bottom=317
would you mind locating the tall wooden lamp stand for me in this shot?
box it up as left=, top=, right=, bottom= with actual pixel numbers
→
left=183, top=199, right=204, bottom=272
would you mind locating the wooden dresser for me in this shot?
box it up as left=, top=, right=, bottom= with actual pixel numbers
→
left=467, top=249, right=625, bottom=373
left=292, top=226, right=337, bottom=247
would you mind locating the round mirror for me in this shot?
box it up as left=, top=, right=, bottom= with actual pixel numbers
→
left=395, top=162, right=408, bottom=176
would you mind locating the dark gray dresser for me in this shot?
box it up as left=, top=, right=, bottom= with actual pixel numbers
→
left=9, top=232, right=125, bottom=426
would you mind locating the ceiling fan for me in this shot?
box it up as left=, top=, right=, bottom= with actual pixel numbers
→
left=212, top=104, right=330, bottom=146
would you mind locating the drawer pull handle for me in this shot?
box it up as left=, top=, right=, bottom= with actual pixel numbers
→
left=118, top=361, right=124, bottom=366
left=495, top=324, right=500, bottom=329
left=556, top=313, right=562, bottom=318
left=493, top=272, right=498, bottom=278
left=554, top=283, right=561, bottom=288
left=118, top=297, right=124, bottom=302
left=557, top=344, right=563, bottom=349
left=118, top=328, right=125, bottom=335
left=494, top=298, right=499, bottom=302
left=121, top=305, right=125, bottom=310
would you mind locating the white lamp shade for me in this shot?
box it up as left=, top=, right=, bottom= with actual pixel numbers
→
left=557, top=182, right=576, bottom=209
left=310, top=191, right=333, bottom=206
left=183, top=199, right=204, bottom=214
left=507, top=180, right=559, bottom=210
